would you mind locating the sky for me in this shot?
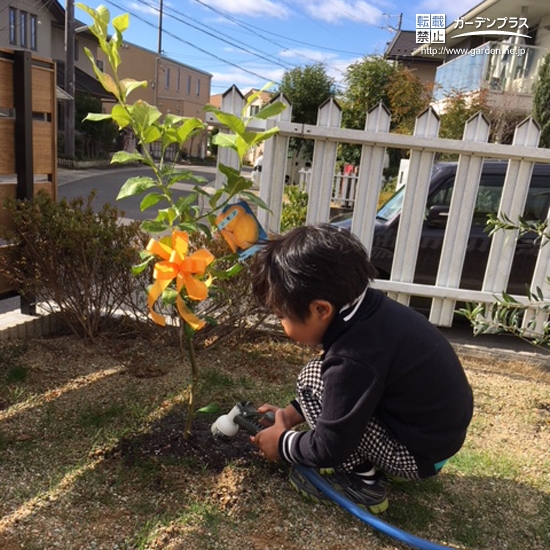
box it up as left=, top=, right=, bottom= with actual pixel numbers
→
left=77, top=0, right=484, bottom=95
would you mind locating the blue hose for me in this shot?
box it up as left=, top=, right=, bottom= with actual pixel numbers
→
left=296, top=466, right=458, bottom=550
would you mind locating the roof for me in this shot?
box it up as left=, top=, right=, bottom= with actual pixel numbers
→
left=56, top=62, right=114, bottom=99
left=385, top=30, right=419, bottom=59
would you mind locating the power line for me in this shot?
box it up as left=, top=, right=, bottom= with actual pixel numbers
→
left=191, top=0, right=366, bottom=57
left=140, top=0, right=296, bottom=71
left=102, top=0, right=281, bottom=85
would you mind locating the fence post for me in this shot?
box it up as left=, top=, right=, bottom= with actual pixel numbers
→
left=14, top=50, right=33, bottom=202
left=351, top=103, right=391, bottom=251
left=306, top=98, right=341, bottom=224
left=13, top=50, right=35, bottom=316
left=256, top=93, right=292, bottom=234
left=215, top=86, right=244, bottom=190
left=388, top=107, right=440, bottom=306
left=482, top=118, right=539, bottom=292
left=430, top=112, right=490, bottom=326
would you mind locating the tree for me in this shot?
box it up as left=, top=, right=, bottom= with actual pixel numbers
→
left=277, top=63, right=335, bottom=124
left=339, top=57, right=431, bottom=167
left=277, top=63, right=335, bottom=170
left=438, top=89, right=490, bottom=141
left=532, top=51, right=550, bottom=148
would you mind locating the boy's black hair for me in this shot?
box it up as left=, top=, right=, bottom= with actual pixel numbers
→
left=250, top=223, right=378, bottom=322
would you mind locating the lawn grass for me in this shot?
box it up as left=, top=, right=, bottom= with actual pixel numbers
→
left=0, top=333, right=548, bottom=550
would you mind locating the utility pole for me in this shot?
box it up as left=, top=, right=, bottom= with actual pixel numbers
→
left=64, top=0, right=75, bottom=157
left=158, top=0, right=163, bottom=54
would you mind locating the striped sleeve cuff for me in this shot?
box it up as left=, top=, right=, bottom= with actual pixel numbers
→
left=278, top=430, right=301, bottom=464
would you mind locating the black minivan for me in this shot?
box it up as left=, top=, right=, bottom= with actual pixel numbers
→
left=334, top=161, right=550, bottom=295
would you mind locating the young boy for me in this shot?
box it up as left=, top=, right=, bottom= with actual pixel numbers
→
left=249, top=224, right=473, bottom=513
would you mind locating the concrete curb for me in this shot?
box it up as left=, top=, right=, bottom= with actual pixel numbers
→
left=0, top=310, right=64, bottom=341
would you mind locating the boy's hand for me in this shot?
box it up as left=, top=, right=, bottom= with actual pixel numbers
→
left=251, top=409, right=287, bottom=461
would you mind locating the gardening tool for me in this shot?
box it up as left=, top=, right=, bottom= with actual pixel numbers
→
left=210, top=401, right=274, bottom=439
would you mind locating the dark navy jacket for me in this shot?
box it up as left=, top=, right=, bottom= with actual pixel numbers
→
left=278, top=288, right=474, bottom=476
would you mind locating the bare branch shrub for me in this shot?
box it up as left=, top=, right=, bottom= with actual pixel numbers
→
left=0, top=190, right=152, bottom=341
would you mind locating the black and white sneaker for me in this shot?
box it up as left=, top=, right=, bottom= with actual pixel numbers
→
left=289, top=466, right=388, bottom=514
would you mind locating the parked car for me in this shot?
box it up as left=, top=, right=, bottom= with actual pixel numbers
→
left=251, top=154, right=263, bottom=186
left=333, top=161, right=550, bottom=296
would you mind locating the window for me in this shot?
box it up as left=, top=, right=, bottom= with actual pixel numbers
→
left=187, top=75, right=191, bottom=94
left=177, top=69, right=181, bottom=92
left=30, top=14, right=37, bottom=50
left=249, top=105, right=260, bottom=116
left=9, top=8, right=17, bottom=45
left=196, top=78, right=200, bottom=96
left=97, top=60, right=104, bottom=71
left=20, top=11, right=28, bottom=48
left=165, top=67, right=170, bottom=89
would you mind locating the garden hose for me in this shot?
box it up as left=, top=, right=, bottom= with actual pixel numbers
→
left=295, top=465, right=458, bottom=550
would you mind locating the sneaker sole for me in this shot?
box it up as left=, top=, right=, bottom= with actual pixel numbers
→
left=290, top=470, right=389, bottom=514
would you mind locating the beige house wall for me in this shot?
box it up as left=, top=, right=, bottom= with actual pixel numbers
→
left=96, top=41, right=212, bottom=157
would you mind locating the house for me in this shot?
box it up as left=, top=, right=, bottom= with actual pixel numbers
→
left=1, top=1, right=213, bottom=159
left=96, top=41, right=212, bottom=158
left=384, top=30, right=441, bottom=86
left=0, top=0, right=107, bottom=101
left=411, top=0, right=550, bottom=116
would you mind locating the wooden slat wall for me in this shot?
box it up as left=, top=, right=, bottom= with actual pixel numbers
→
left=0, top=49, right=58, bottom=296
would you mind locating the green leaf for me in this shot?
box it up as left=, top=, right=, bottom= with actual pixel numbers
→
left=176, top=221, right=200, bottom=233
left=131, top=100, right=162, bottom=129
left=240, top=191, right=269, bottom=211
left=217, top=163, right=240, bottom=181
left=212, top=132, right=238, bottom=150
left=117, top=176, right=157, bottom=199
left=175, top=193, right=198, bottom=214
left=110, top=104, right=131, bottom=128
left=111, top=151, right=145, bottom=164
left=112, top=13, right=129, bottom=33
left=168, top=171, right=205, bottom=185
left=207, top=109, right=245, bottom=135
left=83, top=113, right=112, bottom=122
left=225, top=175, right=252, bottom=197
left=120, top=78, right=148, bottom=98
left=141, top=192, right=165, bottom=211
left=177, top=118, right=206, bottom=143
left=132, top=257, right=154, bottom=275
left=254, top=102, right=286, bottom=120
left=142, top=125, right=162, bottom=143
left=141, top=220, right=169, bottom=233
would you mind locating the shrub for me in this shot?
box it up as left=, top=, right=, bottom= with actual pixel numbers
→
left=281, top=185, right=308, bottom=232
left=0, top=191, right=151, bottom=341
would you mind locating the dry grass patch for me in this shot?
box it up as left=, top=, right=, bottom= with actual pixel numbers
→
left=0, top=333, right=548, bottom=550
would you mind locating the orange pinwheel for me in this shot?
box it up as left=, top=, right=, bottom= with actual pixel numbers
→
left=146, top=230, right=214, bottom=330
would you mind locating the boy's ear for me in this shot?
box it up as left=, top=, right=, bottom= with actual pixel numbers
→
left=310, top=299, right=335, bottom=321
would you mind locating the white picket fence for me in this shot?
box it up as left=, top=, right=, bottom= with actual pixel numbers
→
left=298, top=168, right=359, bottom=209
left=206, top=87, right=550, bottom=330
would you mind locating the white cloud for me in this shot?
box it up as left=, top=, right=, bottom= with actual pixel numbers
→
left=416, top=0, right=480, bottom=23
left=201, top=0, right=290, bottom=19
left=278, top=48, right=338, bottom=63
left=298, top=1, right=384, bottom=25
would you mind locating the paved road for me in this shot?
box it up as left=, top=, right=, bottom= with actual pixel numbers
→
left=58, top=164, right=218, bottom=221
